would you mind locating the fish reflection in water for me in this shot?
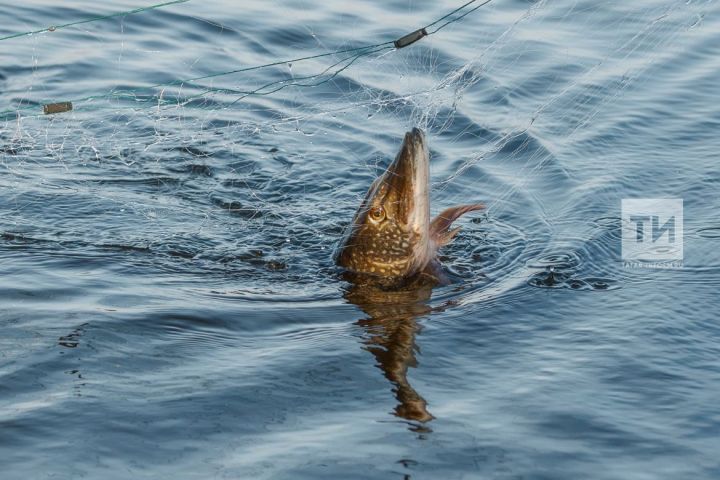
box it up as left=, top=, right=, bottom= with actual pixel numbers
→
left=344, top=273, right=438, bottom=425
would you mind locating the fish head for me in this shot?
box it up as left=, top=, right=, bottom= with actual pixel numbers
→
left=335, top=128, right=432, bottom=278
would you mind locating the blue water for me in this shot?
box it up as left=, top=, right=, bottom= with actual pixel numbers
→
left=2, top=0, right=719, bottom=478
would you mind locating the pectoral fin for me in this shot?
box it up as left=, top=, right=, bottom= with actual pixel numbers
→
left=430, top=204, right=484, bottom=247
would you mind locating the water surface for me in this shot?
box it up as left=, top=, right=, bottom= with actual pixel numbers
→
left=1, top=0, right=719, bottom=478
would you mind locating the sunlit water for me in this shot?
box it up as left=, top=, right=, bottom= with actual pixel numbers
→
left=1, top=0, right=719, bottom=478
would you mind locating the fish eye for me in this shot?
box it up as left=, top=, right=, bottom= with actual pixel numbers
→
left=368, top=206, right=385, bottom=222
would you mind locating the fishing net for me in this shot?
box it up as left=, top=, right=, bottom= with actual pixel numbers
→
left=0, top=0, right=712, bottom=293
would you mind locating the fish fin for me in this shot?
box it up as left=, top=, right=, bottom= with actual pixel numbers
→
left=435, top=226, right=461, bottom=247
left=430, top=204, right=484, bottom=247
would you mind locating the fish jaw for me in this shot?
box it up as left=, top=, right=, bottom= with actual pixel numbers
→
left=402, top=127, right=431, bottom=243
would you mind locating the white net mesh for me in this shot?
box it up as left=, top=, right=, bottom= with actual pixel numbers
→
left=0, top=0, right=714, bottom=294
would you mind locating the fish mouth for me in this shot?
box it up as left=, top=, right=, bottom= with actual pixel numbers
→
left=383, top=127, right=430, bottom=231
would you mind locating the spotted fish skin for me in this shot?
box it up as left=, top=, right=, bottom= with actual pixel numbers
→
left=335, top=128, right=483, bottom=282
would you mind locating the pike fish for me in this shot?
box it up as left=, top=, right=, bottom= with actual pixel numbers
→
left=335, top=128, right=483, bottom=284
